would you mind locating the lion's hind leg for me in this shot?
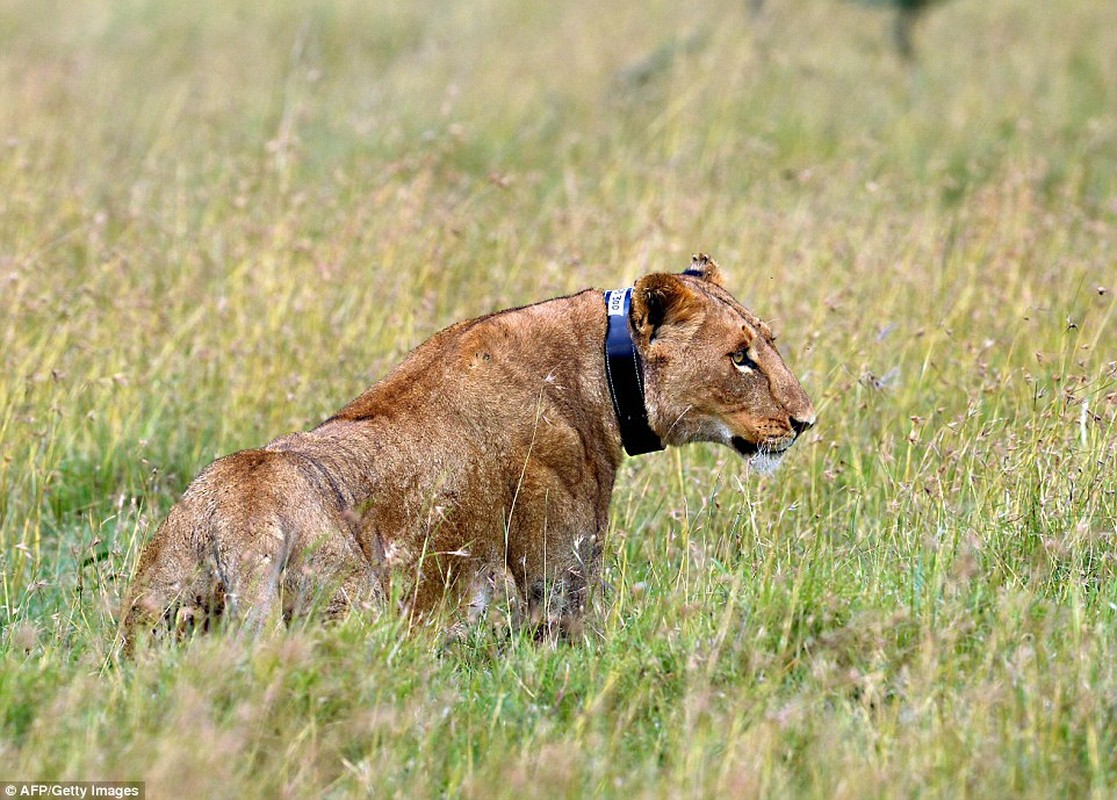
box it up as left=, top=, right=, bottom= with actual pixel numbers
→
left=279, top=523, right=385, bottom=626
left=118, top=520, right=222, bottom=654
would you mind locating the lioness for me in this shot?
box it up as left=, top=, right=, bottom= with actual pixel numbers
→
left=120, top=255, right=814, bottom=649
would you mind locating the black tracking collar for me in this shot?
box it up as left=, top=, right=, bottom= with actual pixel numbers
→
left=603, top=289, right=665, bottom=457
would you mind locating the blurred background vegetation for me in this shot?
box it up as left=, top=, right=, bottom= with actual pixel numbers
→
left=1, top=0, right=1115, bottom=796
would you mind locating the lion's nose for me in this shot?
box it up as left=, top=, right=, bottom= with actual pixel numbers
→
left=790, top=415, right=815, bottom=437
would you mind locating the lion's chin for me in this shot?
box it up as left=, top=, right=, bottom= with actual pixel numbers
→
left=729, top=435, right=786, bottom=476
left=747, top=451, right=783, bottom=476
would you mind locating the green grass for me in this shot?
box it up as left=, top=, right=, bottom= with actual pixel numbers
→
left=2, top=0, right=1116, bottom=796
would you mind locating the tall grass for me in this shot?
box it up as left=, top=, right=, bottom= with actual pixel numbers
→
left=1, top=0, right=1115, bottom=796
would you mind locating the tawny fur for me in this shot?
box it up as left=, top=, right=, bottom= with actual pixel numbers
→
left=120, top=257, right=815, bottom=650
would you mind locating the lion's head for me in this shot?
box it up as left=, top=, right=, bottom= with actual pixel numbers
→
left=631, top=254, right=815, bottom=471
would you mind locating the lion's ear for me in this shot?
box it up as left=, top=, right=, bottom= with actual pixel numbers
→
left=681, top=253, right=724, bottom=286
left=632, top=273, right=701, bottom=341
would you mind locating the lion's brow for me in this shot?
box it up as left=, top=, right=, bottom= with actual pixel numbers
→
left=699, top=282, right=772, bottom=338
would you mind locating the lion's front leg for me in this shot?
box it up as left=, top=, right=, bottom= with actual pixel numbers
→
left=515, top=529, right=602, bottom=642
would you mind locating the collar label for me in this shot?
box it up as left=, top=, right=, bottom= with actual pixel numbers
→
left=606, top=288, right=627, bottom=316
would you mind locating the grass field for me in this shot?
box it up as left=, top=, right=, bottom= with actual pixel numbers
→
left=2, top=0, right=1116, bottom=796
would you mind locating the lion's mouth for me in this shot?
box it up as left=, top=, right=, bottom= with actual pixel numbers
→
left=731, top=435, right=794, bottom=459
left=731, top=436, right=760, bottom=457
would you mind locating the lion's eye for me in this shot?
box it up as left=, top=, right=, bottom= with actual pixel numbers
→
left=731, top=349, right=757, bottom=371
